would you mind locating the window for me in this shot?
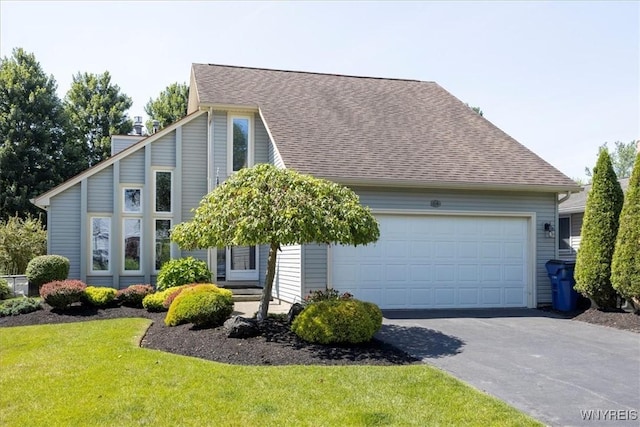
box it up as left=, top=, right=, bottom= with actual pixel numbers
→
left=155, top=219, right=171, bottom=271
left=123, top=218, right=141, bottom=271
left=155, top=171, right=172, bottom=213
left=229, top=115, right=252, bottom=172
left=123, top=188, right=142, bottom=213
left=91, top=217, right=110, bottom=272
left=559, top=217, right=571, bottom=250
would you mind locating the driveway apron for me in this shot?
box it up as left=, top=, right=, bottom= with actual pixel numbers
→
left=377, top=309, right=640, bottom=427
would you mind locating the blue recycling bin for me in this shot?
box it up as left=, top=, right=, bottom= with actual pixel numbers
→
left=545, top=260, right=579, bottom=311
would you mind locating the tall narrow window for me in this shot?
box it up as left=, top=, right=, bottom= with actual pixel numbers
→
left=91, top=217, right=110, bottom=272
left=559, top=217, right=571, bottom=250
left=155, top=219, right=171, bottom=271
left=155, top=171, right=172, bottom=213
left=124, top=218, right=141, bottom=271
left=123, top=188, right=142, bottom=213
left=232, top=117, right=249, bottom=171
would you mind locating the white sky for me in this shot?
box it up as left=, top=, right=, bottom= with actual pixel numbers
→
left=1, top=1, right=638, bottom=181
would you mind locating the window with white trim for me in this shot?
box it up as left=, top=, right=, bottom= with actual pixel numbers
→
left=123, top=187, right=142, bottom=213
left=154, top=219, right=171, bottom=271
left=123, top=218, right=142, bottom=272
left=559, top=217, right=571, bottom=251
left=228, top=115, right=252, bottom=173
left=154, top=171, right=172, bottom=213
left=90, top=217, right=110, bottom=273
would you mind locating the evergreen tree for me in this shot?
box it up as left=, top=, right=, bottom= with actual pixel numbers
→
left=0, top=48, right=65, bottom=220
left=64, top=71, right=133, bottom=166
left=144, top=82, right=189, bottom=132
left=611, top=151, right=640, bottom=307
left=574, top=150, right=624, bottom=308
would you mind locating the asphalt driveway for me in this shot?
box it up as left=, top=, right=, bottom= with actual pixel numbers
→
left=376, top=309, right=640, bottom=427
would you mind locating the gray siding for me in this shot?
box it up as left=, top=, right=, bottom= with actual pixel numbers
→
left=259, top=245, right=269, bottom=286
left=254, top=113, right=270, bottom=164
left=88, top=166, right=113, bottom=212
left=112, top=136, right=143, bottom=155
left=120, top=150, right=145, bottom=183
left=269, top=141, right=285, bottom=168
left=213, top=111, right=227, bottom=181
left=304, top=187, right=557, bottom=305
left=181, top=113, right=208, bottom=262
left=119, top=276, right=145, bottom=288
left=302, top=244, right=328, bottom=296
left=151, top=133, right=176, bottom=167
left=50, top=184, right=81, bottom=279
left=273, top=244, right=302, bottom=303
left=86, top=276, right=115, bottom=287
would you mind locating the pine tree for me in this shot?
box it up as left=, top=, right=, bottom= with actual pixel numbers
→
left=574, top=150, right=624, bottom=308
left=144, top=82, right=189, bottom=131
left=611, top=152, right=640, bottom=308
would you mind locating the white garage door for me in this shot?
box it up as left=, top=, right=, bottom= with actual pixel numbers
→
left=331, top=215, right=530, bottom=309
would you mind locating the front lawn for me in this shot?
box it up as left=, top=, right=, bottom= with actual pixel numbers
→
left=0, top=318, right=541, bottom=426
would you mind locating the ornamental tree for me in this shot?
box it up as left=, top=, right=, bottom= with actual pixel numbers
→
left=171, top=164, right=380, bottom=321
left=611, top=152, right=640, bottom=308
left=574, top=150, right=624, bottom=309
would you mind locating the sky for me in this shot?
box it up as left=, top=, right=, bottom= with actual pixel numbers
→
left=1, top=1, right=638, bottom=182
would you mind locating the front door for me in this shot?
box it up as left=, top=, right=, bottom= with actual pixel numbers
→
left=226, top=246, right=258, bottom=281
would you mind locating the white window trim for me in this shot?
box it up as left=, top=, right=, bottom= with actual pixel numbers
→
left=122, top=185, right=143, bottom=214
left=153, top=169, right=173, bottom=215
left=122, top=217, right=143, bottom=275
left=558, top=215, right=572, bottom=255
left=227, top=113, right=254, bottom=174
left=153, top=218, right=172, bottom=274
left=89, top=215, right=111, bottom=275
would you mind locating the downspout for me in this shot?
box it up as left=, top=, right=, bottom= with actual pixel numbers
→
left=558, top=191, right=573, bottom=204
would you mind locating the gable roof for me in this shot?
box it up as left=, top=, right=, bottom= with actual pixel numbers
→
left=32, top=110, right=207, bottom=208
left=559, top=178, right=630, bottom=214
left=191, top=63, right=579, bottom=192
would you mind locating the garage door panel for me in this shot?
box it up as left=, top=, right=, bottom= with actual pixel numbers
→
left=332, top=215, right=529, bottom=309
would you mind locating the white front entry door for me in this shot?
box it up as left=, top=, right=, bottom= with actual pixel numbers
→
left=226, top=246, right=258, bottom=281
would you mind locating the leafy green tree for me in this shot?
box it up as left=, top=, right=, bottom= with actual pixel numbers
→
left=585, top=140, right=637, bottom=179
left=171, top=164, right=380, bottom=321
left=144, top=82, right=188, bottom=132
left=611, top=152, right=640, bottom=307
left=574, top=150, right=624, bottom=308
left=0, top=215, right=46, bottom=274
left=64, top=71, right=133, bottom=166
left=0, top=48, right=65, bottom=220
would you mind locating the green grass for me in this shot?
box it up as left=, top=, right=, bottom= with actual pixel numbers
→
left=0, top=319, right=541, bottom=426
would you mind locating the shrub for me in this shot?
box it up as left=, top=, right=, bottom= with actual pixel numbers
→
left=142, top=288, right=177, bottom=312
left=0, top=297, right=42, bottom=316
left=116, top=284, right=154, bottom=308
left=291, top=299, right=383, bottom=344
left=612, top=152, right=640, bottom=305
left=304, top=288, right=353, bottom=304
left=40, top=280, right=87, bottom=309
left=164, top=284, right=233, bottom=327
left=0, top=214, right=46, bottom=275
left=83, top=286, right=117, bottom=308
left=0, top=278, right=11, bottom=300
left=25, top=255, right=70, bottom=289
left=156, top=257, right=212, bottom=291
left=574, top=150, right=624, bottom=309
left=162, top=283, right=199, bottom=309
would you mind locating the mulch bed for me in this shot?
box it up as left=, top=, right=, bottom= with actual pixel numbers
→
left=2, top=303, right=637, bottom=366
left=0, top=304, right=420, bottom=366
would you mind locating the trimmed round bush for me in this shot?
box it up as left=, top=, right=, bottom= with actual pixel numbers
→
left=162, top=283, right=199, bottom=309
left=25, top=255, right=70, bottom=288
left=40, top=280, right=87, bottom=309
left=83, top=286, right=117, bottom=308
left=0, top=278, right=11, bottom=300
left=291, top=299, right=383, bottom=344
left=164, top=284, right=233, bottom=327
left=142, top=288, right=178, bottom=312
left=156, top=257, right=212, bottom=291
left=0, top=297, right=42, bottom=316
left=116, top=284, right=154, bottom=308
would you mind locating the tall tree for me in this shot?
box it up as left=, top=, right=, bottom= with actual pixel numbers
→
left=585, top=140, right=637, bottom=179
left=144, top=82, right=188, bottom=132
left=64, top=71, right=133, bottom=166
left=574, top=150, right=624, bottom=309
left=0, top=48, right=65, bottom=220
left=611, top=151, right=640, bottom=308
left=171, top=164, right=380, bottom=322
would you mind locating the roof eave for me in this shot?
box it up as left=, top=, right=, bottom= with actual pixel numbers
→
left=198, top=102, right=259, bottom=112
left=319, top=176, right=582, bottom=193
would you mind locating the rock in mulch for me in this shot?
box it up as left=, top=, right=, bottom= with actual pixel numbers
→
left=287, top=302, right=305, bottom=324
left=224, top=315, right=260, bottom=338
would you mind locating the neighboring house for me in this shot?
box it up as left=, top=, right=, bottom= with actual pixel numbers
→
left=558, top=178, right=630, bottom=260
left=32, top=64, right=580, bottom=309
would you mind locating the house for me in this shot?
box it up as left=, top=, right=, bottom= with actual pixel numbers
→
left=32, top=64, right=580, bottom=309
left=558, top=178, right=630, bottom=260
